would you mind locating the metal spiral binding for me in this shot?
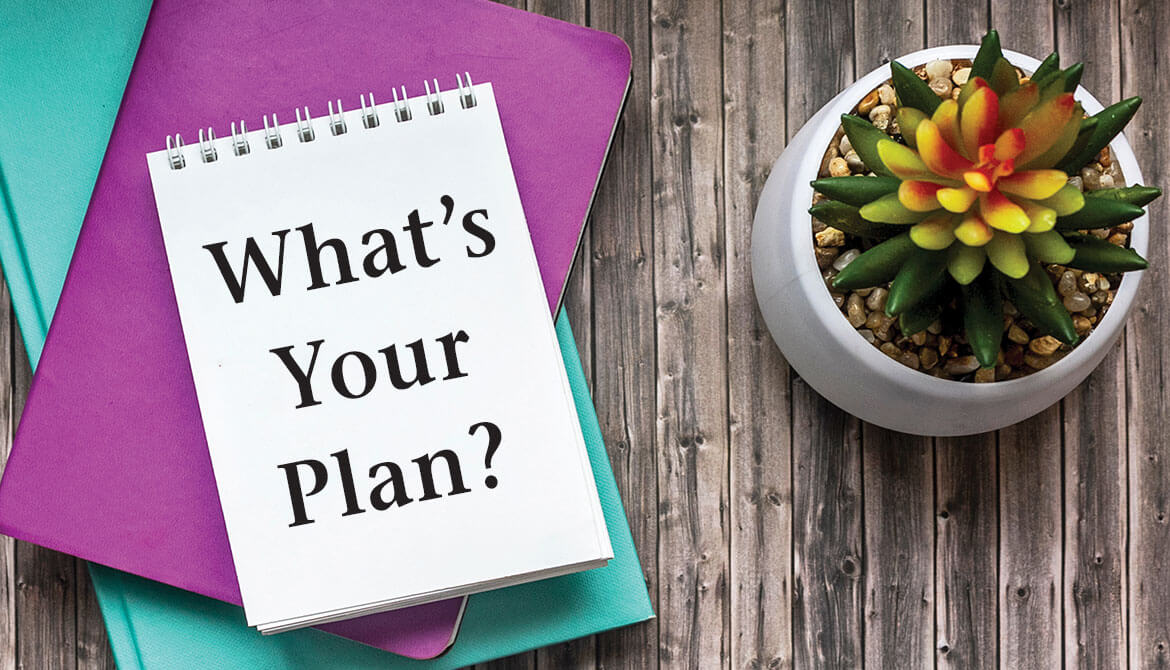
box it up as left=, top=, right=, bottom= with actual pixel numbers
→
left=164, top=73, right=479, bottom=170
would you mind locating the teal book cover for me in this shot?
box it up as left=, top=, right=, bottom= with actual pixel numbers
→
left=0, top=1, right=652, bottom=667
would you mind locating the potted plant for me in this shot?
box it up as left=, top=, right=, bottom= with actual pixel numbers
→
left=751, top=31, right=1158, bottom=436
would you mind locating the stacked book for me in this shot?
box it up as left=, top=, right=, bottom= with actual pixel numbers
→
left=0, top=0, right=652, bottom=666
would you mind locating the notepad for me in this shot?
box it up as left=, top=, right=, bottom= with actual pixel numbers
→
left=147, top=80, right=612, bottom=634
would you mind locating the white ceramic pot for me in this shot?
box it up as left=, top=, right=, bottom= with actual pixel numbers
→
left=751, top=45, right=1148, bottom=436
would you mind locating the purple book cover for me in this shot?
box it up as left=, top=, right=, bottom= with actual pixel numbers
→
left=0, top=0, right=629, bottom=660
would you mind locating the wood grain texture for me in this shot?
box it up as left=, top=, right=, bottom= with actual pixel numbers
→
left=1121, top=0, right=1170, bottom=667
left=0, top=290, right=15, bottom=670
left=785, top=0, right=863, bottom=668
left=1056, top=3, right=1130, bottom=667
left=650, top=0, right=730, bottom=666
left=935, top=437, right=998, bottom=670
left=999, top=411, right=1064, bottom=669
left=722, top=1, right=793, bottom=668
left=586, top=1, right=662, bottom=669
left=853, top=6, right=934, bottom=669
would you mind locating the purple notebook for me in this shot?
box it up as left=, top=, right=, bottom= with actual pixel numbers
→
left=0, top=0, right=629, bottom=660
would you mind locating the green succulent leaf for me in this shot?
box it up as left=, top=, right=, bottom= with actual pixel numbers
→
left=809, top=201, right=902, bottom=239
left=899, top=302, right=942, bottom=337
left=1086, top=185, right=1163, bottom=207
left=1061, top=63, right=1084, bottom=92
left=1007, top=264, right=1079, bottom=345
left=1058, top=116, right=1100, bottom=167
left=1023, top=230, right=1076, bottom=264
left=962, top=273, right=1004, bottom=369
left=989, top=57, right=1019, bottom=95
left=860, top=192, right=929, bottom=224
left=896, top=108, right=927, bottom=148
left=947, top=244, right=986, bottom=285
left=1038, top=184, right=1086, bottom=216
left=1054, top=196, right=1145, bottom=230
left=1063, top=234, right=1150, bottom=273
left=986, top=231, right=1030, bottom=279
left=1057, top=97, right=1142, bottom=174
left=831, top=233, right=918, bottom=291
left=840, top=114, right=896, bottom=178
left=885, top=249, right=949, bottom=317
left=810, top=176, right=901, bottom=206
left=970, top=30, right=1003, bottom=81
left=890, top=60, right=941, bottom=114
left=1030, top=52, right=1060, bottom=84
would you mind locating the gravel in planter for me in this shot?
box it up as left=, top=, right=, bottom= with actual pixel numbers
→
left=811, top=59, right=1133, bottom=383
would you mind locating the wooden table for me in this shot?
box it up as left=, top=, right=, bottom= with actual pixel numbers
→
left=2, top=1, right=1167, bottom=667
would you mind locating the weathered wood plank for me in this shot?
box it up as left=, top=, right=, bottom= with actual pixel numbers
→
left=1120, top=0, right=1170, bottom=667
left=935, top=436, right=998, bottom=670
left=75, top=564, right=115, bottom=670
left=650, top=0, right=730, bottom=666
left=785, top=1, right=862, bottom=668
left=861, top=429, right=933, bottom=670
left=0, top=289, right=16, bottom=670
left=999, top=411, right=1063, bottom=669
left=1055, top=3, right=1130, bottom=667
left=851, top=6, right=934, bottom=670
left=586, top=0, right=661, bottom=669
left=722, top=1, right=792, bottom=669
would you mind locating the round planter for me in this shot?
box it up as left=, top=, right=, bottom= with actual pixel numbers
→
left=751, top=45, right=1149, bottom=436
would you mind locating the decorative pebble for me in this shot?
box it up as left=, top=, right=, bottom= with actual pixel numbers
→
left=1097, top=277, right=1111, bottom=291
left=832, top=248, right=860, bottom=271
left=943, top=355, right=980, bottom=376
left=1007, top=324, right=1030, bottom=345
left=814, top=246, right=839, bottom=270
left=924, top=59, right=953, bottom=80
left=1073, top=315, right=1093, bottom=335
left=829, top=156, right=851, bottom=177
left=838, top=134, right=853, bottom=155
left=1099, top=174, right=1115, bottom=189
left=1108, top=232, right=1128, bottom=246
left=1063, top=292, right=1091, bottom=312
left=926, top=320, right=943, bottom=335
left=865, top=288, right=888, bottom=312
left=898, top=351, right=920, bottom=369
left=929, top=77, right=952, bottom=98
left=815, top=226, right=846, bottom=247
left=1080, top=272, right=1099, bottom=294
left=858, top=329, right=876, bottom=344
left=846, top=294, right=867, bottom=328
left=877, top=83, right=896, bottom=105
left=952, top=67, right=971, bottom=86
left=1068, top=175, right=1084, bottom=191
left=858, top=90, right=880, bottom=116
left=974, top=368, right=996, bottom=383
left=919, top=348, right=939, bottom=370
left=868, top=104, right=892, bottom=131
left=844, top=150, right=865, bottom=171
left=910, top=331, right=927, bottom=347
left=1058, top=270, right=1077, bottom=297
left=1028, top=335, right=1062, bottom=356
left=1081, top=167, right=1101, bottom=190
left=879, top=342, right=901, bottom=358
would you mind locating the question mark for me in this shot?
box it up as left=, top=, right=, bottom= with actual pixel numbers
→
left=469, top=421, right=502, bottom=489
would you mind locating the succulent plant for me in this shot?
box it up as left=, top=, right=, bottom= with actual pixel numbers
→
left=812, top=30, right=1159, bottom=369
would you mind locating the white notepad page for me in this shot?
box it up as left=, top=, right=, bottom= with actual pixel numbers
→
left=147, top=83, right=611, bottom=633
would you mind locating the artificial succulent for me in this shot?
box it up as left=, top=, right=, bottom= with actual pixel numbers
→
left=812, top=30, right=1159, bottom=370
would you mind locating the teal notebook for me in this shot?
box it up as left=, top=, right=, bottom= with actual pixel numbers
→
left=0, top=2, right=652, bottom=667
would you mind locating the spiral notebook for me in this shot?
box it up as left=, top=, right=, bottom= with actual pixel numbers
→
left=146, top=79, right=612, bottom=634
